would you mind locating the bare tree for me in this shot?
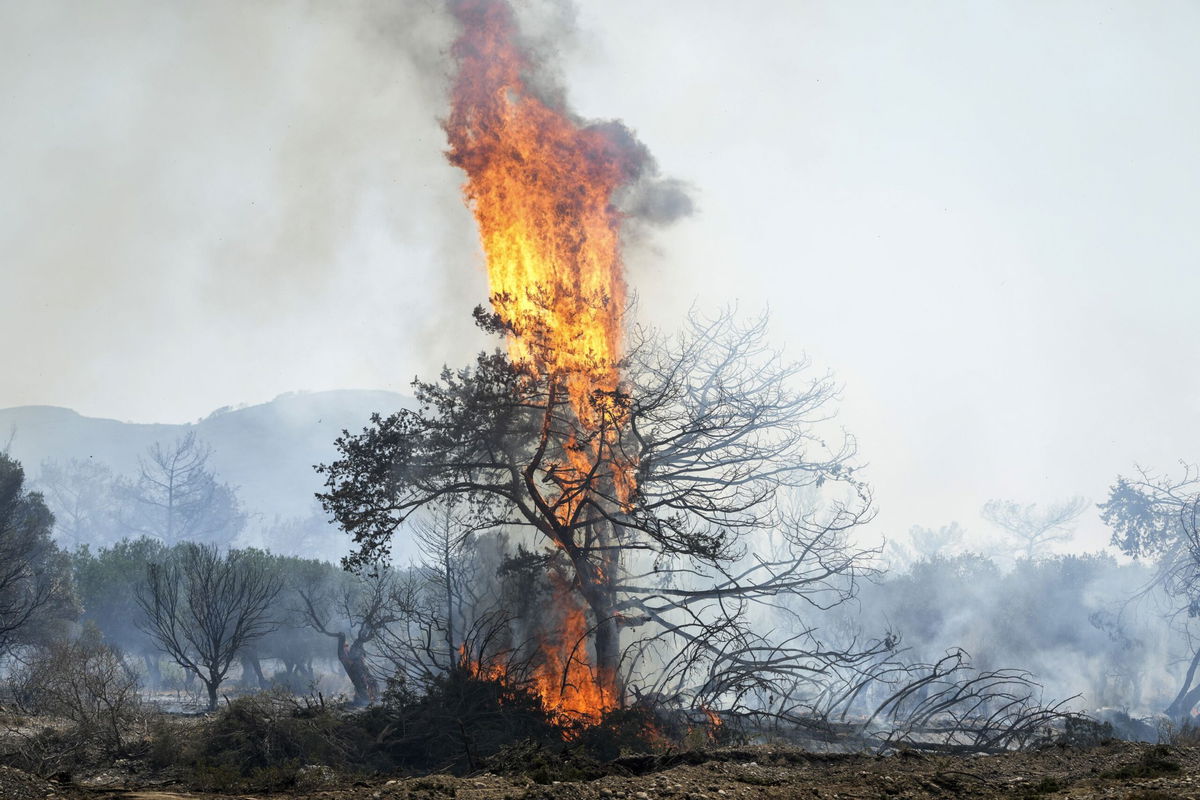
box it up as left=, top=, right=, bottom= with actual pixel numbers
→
left=298, top=569, right=413, bottom=705
left=36, top=458, right=118, bottom=549
left=1100, top=464, right=1200, bottom=721
left=411, top=498, right=481, bottom=656
left=120, top=433, right=245, bottom=547
left=136, top=543, right=280, bottom=711
left=9, top=627, right=142, bottom=755
left=0, top=454, right=75, bottom=655
left=981, top=497, right=1089, bottom=561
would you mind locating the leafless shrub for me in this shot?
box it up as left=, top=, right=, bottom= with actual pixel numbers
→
left=700, top=645, right=1085, bottom=753
left=2, top=628, right=144, bottom=774
left=8, top=629, right=142, bottom=753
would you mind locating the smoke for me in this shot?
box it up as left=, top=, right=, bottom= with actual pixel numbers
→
left=0, top=0, right=690, bottom=423
left=448, top=0, right=693, bottom=231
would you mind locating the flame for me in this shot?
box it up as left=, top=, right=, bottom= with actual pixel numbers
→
left=446, top=0, right=637, bottom=430
left=457, top=582, right=617, bottom=726
left=530, top=579, right=617, bottom=725
left=701, top=705, right=724, bottom=740
left=446, top=0, right=636, bottom=724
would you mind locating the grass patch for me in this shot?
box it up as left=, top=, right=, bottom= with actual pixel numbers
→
left=1018, top=775, right=1068, bottom=797
left=1101, top=746, right=1182, bottom=780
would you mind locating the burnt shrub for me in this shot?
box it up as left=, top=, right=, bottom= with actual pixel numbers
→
left=485, top=738, right=605, bottom=784
left=2, top=628, right=145, bottom=775
left=361, top=667, right=561, bottom=773
left=163, top=670, right=564, bottom=786
left=573, top=705, right=672, bottom=762
left=1101, top=745, right=1182, bottom=780
left=171, top=690, right=373, bottom=791
left=8, top=628, right=143, bottom=755
left=150, top=671, right=687, bottom=787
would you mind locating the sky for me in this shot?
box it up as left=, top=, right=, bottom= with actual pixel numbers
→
left=2, top=0, right=1198, bottom=551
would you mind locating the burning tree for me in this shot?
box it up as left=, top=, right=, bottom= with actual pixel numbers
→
left=320, top=307, right=873, bottom=723
left=321, top=0, right=1071, bottom=747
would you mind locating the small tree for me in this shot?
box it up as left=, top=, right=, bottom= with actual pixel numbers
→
left=137, top=543, right=281, bottom=711
left=411, top=498, right=481, bottom=655
left=0, top=454, right=75, bottom=655
left=1100, top=465, right=1200, bottom=720
left=298, top=569, right=413, bottom=705
left=980, top=497, right=1089, bottom=561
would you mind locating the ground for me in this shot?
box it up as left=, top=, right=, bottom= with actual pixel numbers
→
left=21, top=741, right=1200, bottom=800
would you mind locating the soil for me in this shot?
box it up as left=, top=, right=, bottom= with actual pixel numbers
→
left=25, top=741, right=1200, bottom=800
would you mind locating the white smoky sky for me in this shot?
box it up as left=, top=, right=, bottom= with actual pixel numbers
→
left=2, top=1, right=1198, bottom=551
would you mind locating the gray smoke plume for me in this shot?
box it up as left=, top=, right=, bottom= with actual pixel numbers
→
left=0, top=0, right=689, bottom=422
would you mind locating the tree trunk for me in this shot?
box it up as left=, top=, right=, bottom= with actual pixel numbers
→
left=575, top=518, right=623, bottom=703
left=205, top=680, right=219, bottom=712
left=240, top=652, right=269, bottom=689
left=1166, top=647, right=1200, bottom=723
left=142, top=652, right=162, bottom=689
left=336, top=633, right=377, bottom=706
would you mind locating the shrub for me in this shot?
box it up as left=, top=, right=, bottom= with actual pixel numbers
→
left=149, top=671, right=683, bottom=788
left=362, top=668, right=561, bottom=773
left=1101, top=745, right=1182, bottom=780
left=8, top=628, right=142, bottom=754
left=176, top=690, right=369, bottom=790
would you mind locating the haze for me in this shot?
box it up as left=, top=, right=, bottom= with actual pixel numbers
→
left=2, top=0, right=1198, bottom=550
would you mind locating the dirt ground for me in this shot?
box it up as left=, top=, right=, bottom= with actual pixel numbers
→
left=20, top=741, right=1198, bottom=800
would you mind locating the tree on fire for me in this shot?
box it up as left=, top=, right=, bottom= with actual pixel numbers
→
left=319, top=307, right=878, bottom=720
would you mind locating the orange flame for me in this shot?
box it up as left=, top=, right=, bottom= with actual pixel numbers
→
left=701, top=705, right=724, bottom=740
left=446, top=0, right=636, bottom=724
left=530, top=580, right=617, bottom=724
left=446, top=0, right=638, bottom=426
left=457, top=583, right=617, bottom=726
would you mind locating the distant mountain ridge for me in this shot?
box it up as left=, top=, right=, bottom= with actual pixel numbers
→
left=0, top=390, right=411, bottom=530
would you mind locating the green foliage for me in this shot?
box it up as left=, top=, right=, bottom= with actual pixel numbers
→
left=1101, top=477, right=1180, bottom=558
left=72, top=537, right=166, bottom=654
left=0, top=454, right=77, bottom=653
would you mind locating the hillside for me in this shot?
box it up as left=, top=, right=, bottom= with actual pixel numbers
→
left=0, top=390, right=410, bottom=554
